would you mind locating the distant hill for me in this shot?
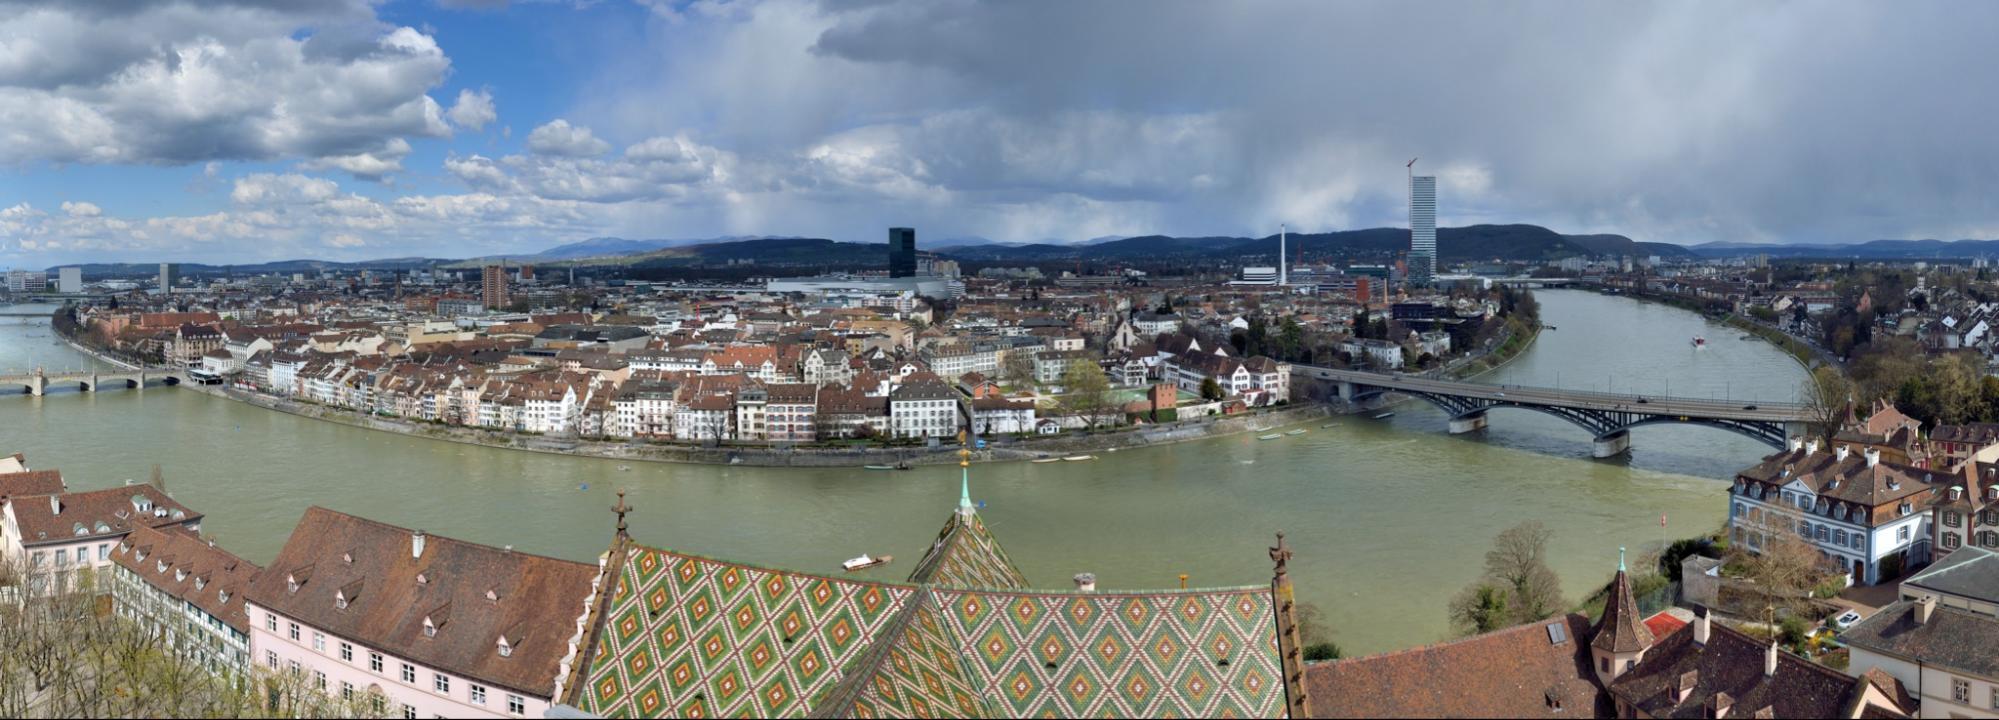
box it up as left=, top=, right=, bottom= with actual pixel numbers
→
left=938, top=224, right=1696, bottom=263
left=52, top=258, right=452, bottom=277
left=1689, top=238, right=1999, bottom=259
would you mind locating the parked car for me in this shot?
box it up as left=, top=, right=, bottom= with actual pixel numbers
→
left=1833, top=610, right=1865, bottom=631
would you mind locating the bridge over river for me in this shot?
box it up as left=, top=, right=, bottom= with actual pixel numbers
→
left=1294, top=365, right=1813, bottom=457
left=0, top=368, right=183, bottom=396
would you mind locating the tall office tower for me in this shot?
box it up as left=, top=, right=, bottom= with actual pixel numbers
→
left=482, top=264, right=511, bottom=310
left=159, top=263, right=181, bottom=293
left=888, top=227, right=917, bottom=278
left=1409, top=175, right=1437, bottom=285
left=59, top=266, right=82, bottom=293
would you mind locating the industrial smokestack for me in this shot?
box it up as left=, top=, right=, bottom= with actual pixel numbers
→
left=1279, top=224, right=1287, bottom=287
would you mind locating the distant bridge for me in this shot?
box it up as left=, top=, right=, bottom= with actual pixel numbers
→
left=0, top=368, right=183, bottom=396
left=1433, top=275, right=1584, bottom=288
left=1293, top=366, right=1812, bottom=457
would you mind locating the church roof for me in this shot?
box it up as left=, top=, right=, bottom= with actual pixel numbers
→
left=905, top=511, right=1030, bottom=590
left=1592, top=569, right=1656, bottom=654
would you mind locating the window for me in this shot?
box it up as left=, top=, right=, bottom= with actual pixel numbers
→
left=266, top=651, right=278, bottom=669
left=470, top=684, right=487, bottom=705
left=1898, top=526, right=1911, bottom=543
left=507, top=694, right=525, bottom=715
left=434, top=673, right=450, bottom=694
left=1834, top=529, right=1847, bottom=545
left=312, top=632, right=325, bottom=652
left=288, top=622, right=300, bottom=641
left=370, top=652, right=384, bottom=673
left=1990, top=686, right=1997, bottom=710
left=341, top=681, right=354, bottom=700
left=1946, top=511, right=1964, bottom=528
left=340, top=642, right=352, bottom=662
left=1816, top=526, right=1829, bottom=541
left=267, top=613, right=278, bottom=632
left=98, top=544, right=109, bottom=561
left=287, top=660, right=300, bottom=676
left=403, top=704, right=417, bottom=720
left=401, top=663, right=416, bottom=683
left=315, top=670, right=327, bottom=690
left=1953, top=678, right=1970, bottom=703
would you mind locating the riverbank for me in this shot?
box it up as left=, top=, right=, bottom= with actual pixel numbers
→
left=178, top=380, right=1334, bottom=467
left=1578, top=285, right=1827, bottom=371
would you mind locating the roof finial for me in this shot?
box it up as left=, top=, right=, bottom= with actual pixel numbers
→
left=957, top=431, right=974, bottom=515
left=612, top=490, right=631, bottom=539
left=1618, top=546, right=1626, bottom=573
left=1269, top=531, right=1292, bottom=579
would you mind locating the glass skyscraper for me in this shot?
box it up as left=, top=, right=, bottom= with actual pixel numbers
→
left=889, top=227, right=917, bottom=277
left=1409, top=175, right=1436, bottom=284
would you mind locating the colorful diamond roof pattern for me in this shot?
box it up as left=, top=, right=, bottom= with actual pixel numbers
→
left=906, top=511, right=1031, bottom=590
left=930, top=587, right=1283, bottom=718
left=568, top=508, right=1286, bottom=718
left=577, top=546, right=916, bottom=718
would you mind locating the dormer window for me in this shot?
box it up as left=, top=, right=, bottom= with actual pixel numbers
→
left=174, top=569, right=186, bottom=583
left=218, top=590, right=229, bottom=603
left=336, top=595, right=349, bottom=610
left=194, top=577, right=206, bottom=591
left=485, top=589, right=499, bottom=603
left=416, top=573, right=428, bottom=585
left=497, top=639, right=513, bottom=657
left=423, top=619, right=438, bottom=638
left=342, top=552, right=353, bottom=564
left=156, top=560, right=168, bottom=574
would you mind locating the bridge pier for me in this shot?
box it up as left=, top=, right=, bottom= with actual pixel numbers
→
left=1448, top=411, right=1488, bottom=434
left=1593, top=431, right=1632, bottom=458
left=28, top=374, right=45, bottom=396
left=89, top=373, right=97, bottom=393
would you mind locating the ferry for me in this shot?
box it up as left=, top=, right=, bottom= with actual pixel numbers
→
left=1258, top=433, right=1283, bottom=440
left=841, top=554, right=893, bottom=572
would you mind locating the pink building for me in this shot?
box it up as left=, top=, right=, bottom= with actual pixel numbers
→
left=1, top=465, right=203, bottom=596
left=244, top=507, right=599, bottom=719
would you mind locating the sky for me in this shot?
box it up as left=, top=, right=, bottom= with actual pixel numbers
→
left=5, top=1, right=1999, bottom=269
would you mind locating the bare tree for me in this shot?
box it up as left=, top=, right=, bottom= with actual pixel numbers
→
left=1446, top=521, right=1567, bottom=635
left=1060, top=359, right=1115, bottom=431
left=1729, top=503, right=1836, bottom=616
left=1800, top=366, right=1853, bottom=444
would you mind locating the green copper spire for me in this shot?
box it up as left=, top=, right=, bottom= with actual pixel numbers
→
left=1618, top=546, right=1626, bottom=573
left=959, top=465, right=974, bottom=514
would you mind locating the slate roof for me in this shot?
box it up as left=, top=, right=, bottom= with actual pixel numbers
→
left=1607, top=621, right=1859, bottom=719
left=1903, top=546, right=1999, bottom=602
left=244, top=507, right=599, bottom=697
left=1302, top=614, right=1602, bottom=718
left=1838, top=600, right=1999, bottom=679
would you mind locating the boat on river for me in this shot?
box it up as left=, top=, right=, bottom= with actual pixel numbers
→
left=1691, top=335, right=1707, bottom=348
left=863, top=462, right=912, bottom=471
left=1258, top=433, right=1283, bottom=440
left=1063, top=455, right=1097, bottom=462
left=1371, top=412, right=1396, bottom=419
left=1285, top=429, right=1307, bottom=436
left=1031, top=458, right=1061, bottom=464
left=841, top=554, right=892, bottom=571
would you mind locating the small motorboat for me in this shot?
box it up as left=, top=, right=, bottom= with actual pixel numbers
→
left=1062, top=455, right=1097, bottom=462
left=1371, top=411, right=1396, bottom=419
left=841, top=554, right=893, bottom=571
left=1031, top=458, right=1061, bottom=464
left=1691, top=336, right=1707, bottom=348
left=618, top=465, right=631, bottom=472
left=864, top=464, right=898, bottom=471
left=1285, top=429, right=1307, bottom=436
left=1258, top=433, right=1283, bottom=440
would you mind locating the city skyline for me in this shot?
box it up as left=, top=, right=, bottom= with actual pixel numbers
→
left=8, top=2, right=1999, bottom=269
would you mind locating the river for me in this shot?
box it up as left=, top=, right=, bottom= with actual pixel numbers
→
left=0, top=290, right=1804, bottom=655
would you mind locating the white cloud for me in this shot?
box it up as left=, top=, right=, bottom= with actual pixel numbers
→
left=447, top=88, right=498, bottom=131
left=301, top=139, right=414, bottom=181
left=526, top=119, right=612, bottom=157
left=60, top=201, right=103, bottom=218
left=0, top=2, right=452, bottom=180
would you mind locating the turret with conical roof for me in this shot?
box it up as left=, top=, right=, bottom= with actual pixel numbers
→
left=1591, top=547, right=1656, bottom=685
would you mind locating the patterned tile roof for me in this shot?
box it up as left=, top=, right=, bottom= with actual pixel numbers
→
left=566, top=511, right=1286, bottom=718
left=906, top=510, right=1030, bottom=591
left=575, top=545, right=915, bottom=718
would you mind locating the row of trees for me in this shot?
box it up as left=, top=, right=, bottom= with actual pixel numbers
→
left=0, top=565, right=383, bottom=718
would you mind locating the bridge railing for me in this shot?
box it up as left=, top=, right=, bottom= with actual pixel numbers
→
left=1303, top=366, right=1810, bottom=411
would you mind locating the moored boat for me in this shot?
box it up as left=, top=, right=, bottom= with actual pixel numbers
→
left=1285, top=429, right=1307, bottom=436
left=1371, top=412, right=1396, bottom=419
left=1031, top=458, right=1061, bottom=464
left=1062, top=455, right=1097, bottom=461
left=1258, top=433, right=1283, bottom=440
left=864, top=464, right=897, bottom=470
left=841, top=554, right=893, bottom=571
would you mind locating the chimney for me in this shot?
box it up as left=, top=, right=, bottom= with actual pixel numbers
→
left=49, top=495, right=60, bottom=515
left=1073, top=573, right=1097, bottom=592
left=1763, top=641, right=1778, bottom=677
left=1804, top=439, right=1819, bottom=455
left=412, top=530, right=427, bottom=559
left=1788, top=437, right=1803, bottom=452
left=1864, top=448, right=1880, bottom=467
left=1693, top=605, right=1712, bottom=646
left=1916, top=595, right=1936, bottom=625
left=1835, top=445, right=1850, bottom=462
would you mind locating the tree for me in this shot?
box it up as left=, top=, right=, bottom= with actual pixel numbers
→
left=1294, top=601, right=1341, bottom=661
left=1000, top=351, right=1036, bottom=388
left=1245, top=316, right=1269, bottom=357
left=1059, top=360, right=1114, bottom=430
left=1275, top=316, right=1304, bottom=361
left=1447, top=521, right=1566, bottom=634
left=1799, top=366, right=1853, bottom=444
left=1728, top=504, right=1835, bottom=615
left=1447, top=582, right=1512, bottom=635
left=1199, top=377, right=1224, bottom=401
